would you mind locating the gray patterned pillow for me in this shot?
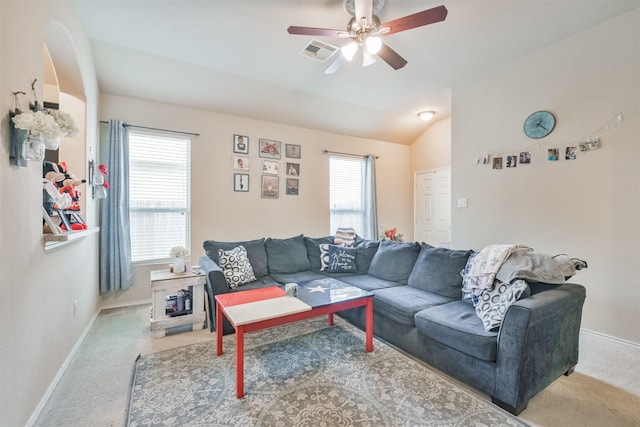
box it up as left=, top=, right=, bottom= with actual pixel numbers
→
left=319, top=243, right=330, bottom=271
left=475, top=279, right=529, bottom=331
left=218, top=245, right=257, bottom=289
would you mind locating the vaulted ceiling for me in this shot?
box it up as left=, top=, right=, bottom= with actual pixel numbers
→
left=75, top=0, right=639, bottom=144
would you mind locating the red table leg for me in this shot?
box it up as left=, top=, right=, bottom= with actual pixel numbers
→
left=365, top=298, right=373, bottom=352
left=216, top=302, right=223, bottom=356
left=236, top=325, right=245, bottom=398
left=327, top=312, right=334, bottom=326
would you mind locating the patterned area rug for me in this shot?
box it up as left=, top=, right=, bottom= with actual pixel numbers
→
left=127, top=317, right=527, bottom=426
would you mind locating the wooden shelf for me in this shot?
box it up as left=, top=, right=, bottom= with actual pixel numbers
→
left=43, top=227, right=99, bottom=252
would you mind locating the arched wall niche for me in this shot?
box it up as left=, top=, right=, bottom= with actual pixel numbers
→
left=43, top=21, right=88, bottom=218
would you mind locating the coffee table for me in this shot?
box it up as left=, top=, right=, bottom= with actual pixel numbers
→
left=215, top=278, right=374, bottom=398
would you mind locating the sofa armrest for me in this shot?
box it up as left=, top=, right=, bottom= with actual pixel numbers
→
left=494, top=283, right=586, bottom=413
left=199, top=255, right=230, bottom=332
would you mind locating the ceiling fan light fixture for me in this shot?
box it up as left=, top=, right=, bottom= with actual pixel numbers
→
left=418, top=110, right=436, bottom=121
left=342, top=41, right=358, bottom=61
left=365, top=36, right=382, bottom=55
left=362, top=50, right=376, bottom=67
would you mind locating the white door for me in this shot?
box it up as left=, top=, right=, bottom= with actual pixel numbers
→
left=414, top=169, right=451, bottom=246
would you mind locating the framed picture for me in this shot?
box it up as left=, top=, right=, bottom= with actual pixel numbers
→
left=234, top=173, right=249, bottom=192
left=261, top=175, right=279, bottom=199
left=286, top=178, right=299, bottom=195
left=233, top=134, right=249, bottom=154
left=233, top=156, right=250, bottom=170
left=262, top=160, right=279, bottom=175
left=285, top=143, right=301, bottom=159
left=259, top=139, right=281, bottom=159
left=286, top=162, right=300, bottom=176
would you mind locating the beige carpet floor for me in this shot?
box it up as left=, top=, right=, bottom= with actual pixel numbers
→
left=34, top=305, right=640, bottom=427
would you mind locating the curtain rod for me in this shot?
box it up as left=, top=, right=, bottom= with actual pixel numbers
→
left=99, top=120, right=200, bottom=137
left=322, top=149, right=378, bottom=159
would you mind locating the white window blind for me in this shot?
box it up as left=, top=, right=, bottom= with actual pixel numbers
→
left=329, top=156, right=365, bottom=235
left=128, top=129, right=191, bottom=264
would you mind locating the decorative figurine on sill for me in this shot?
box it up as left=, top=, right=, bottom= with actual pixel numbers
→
left=384, top=228, right=403, bottom=242
left=42, top=160, right=88, bottom=230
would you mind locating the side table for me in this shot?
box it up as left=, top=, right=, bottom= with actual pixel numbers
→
left=150, top=269, right=206, bottom=338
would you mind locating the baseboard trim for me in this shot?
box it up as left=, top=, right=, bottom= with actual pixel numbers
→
left=25, top=309, right=101, bottom=427
left=100, top=298, right=152, bottom=311
left=580, top=328, right=640, bottom=350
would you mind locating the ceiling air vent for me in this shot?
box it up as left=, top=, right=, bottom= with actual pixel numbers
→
left=300, top=39, right=339, bottom=62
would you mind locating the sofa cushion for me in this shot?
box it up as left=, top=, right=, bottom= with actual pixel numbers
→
left=367, top=240, right=420, bottom=284
left=372, top=286, right=453, bottom=326
left=408, top=245, right=473, bottom=299
left=415, top=301, right=499, bottom=362
left=218, top=246, right=257, bottom=289
left=304, top=236, right=333, bottom=272
left=203, top=238, right=268, bottom=278
left=265, top=234, right=311, bottom=274
left=338, top=274, right=403, bottom=292
left=270, top=271, right=326, bottom=285
left=328, top=245, right=358, bottom=273
left=355, top=240, right=380, bottom=274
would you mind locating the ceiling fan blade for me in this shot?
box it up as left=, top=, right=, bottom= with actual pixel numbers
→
left=287, top=26, right=344, bottom=37
left=377, top=43, right=407, bottom=70
left=354, top=0, right=373, bottom=24
left=380, top=5, right=448, bottom=36
left=324, top=55, right=344, bottom=74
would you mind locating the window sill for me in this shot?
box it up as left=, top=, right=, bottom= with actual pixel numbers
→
left=43, top=227, right=99, bottom=252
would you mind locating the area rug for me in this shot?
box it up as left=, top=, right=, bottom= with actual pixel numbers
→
left=126, top=317, right=527, bottom=426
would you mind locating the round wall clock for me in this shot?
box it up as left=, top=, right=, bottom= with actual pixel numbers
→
left=523, top=110, right=556, bottom=139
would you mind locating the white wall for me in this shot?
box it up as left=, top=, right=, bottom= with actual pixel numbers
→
left=451, top=9, right=639, bottom=344
left=98, top=94, right=414, bottom=307
left=0, top=2, right=100, bottom=426
left=410, top=117, right=451, bottom=172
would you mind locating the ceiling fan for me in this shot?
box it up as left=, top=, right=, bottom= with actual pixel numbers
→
left=287, top=0, right=448, bottom=73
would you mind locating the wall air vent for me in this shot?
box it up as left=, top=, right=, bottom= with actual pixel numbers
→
left=300, top=39, right=340, bottom=62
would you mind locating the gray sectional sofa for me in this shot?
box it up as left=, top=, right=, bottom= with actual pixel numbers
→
left=199, top=234, right=586, bottom=415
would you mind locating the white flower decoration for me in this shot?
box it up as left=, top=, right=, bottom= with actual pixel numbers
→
left=11, top=109, right=78, bottom=139
left=170, top=246, right=188, bottom=258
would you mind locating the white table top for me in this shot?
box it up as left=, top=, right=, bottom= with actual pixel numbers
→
left=223, top=296, right=312, bottom=326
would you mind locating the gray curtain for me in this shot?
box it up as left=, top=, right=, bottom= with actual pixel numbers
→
left=99, top=120, right=133, bottom=292
left=363, top=154, right=378, bottom=240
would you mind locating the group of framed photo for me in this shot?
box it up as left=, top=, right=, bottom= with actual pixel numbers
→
left=232, top=134, right=301, bottom=198
left=484, top=142, right=592, bottom=170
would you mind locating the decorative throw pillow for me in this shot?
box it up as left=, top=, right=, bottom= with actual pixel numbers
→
left=328, top=245, right=358, bottom=273
left=334, top=227, right=357, bottom=247
left=475, top=279, right=529, bottom=331
left=319, top=243, right=330, bottom=271
left=218, top=245, right=257, bottom=289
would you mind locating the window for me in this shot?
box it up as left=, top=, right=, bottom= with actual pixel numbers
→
left=329, top=156, right=365, bottom=235
left=128, top=130, right=191, bottom=263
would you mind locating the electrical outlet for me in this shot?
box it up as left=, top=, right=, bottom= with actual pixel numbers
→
left=73, top=300, right=78, bottom=318
left=457, top=198, right=468, bottom=208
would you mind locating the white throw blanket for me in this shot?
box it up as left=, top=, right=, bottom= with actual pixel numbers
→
left=462, top=244, right=531, bottom=302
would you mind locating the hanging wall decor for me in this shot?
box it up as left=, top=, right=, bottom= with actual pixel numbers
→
left=478, top=113, right=623, bottom=168
left=8, top=80, right=78, bottom=166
